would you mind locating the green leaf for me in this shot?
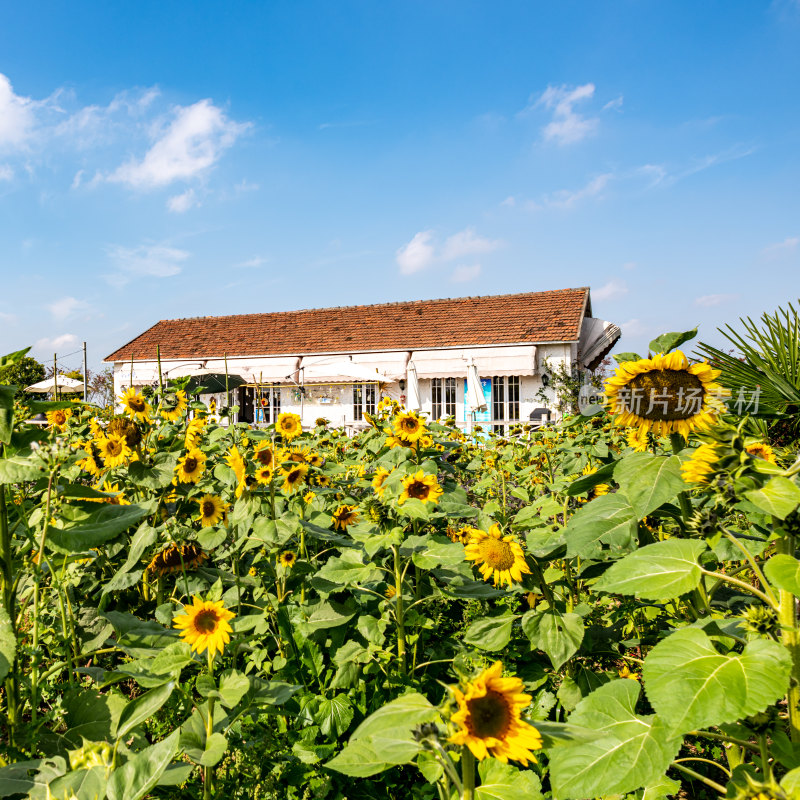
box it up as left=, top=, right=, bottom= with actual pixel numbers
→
left=0, top=605, right=16, bottom=683
left=304, top=601, right=357, bottom=631
left=565, top=462, right=616, bottom=497
left=101, top=523, right=157, bottom=596
left=782, top=766, right=800, bottom=795
left=47, top=503, right=152, bottom=554
left=475, top=759, right=543, bottom=800
left=765, top=554, right=800, bottom=596
left=564, top=493, right=638, bottom=559
left=0, top=386, right=15, bottom=444
left=411, top=537, right=465, bottom=569
left=0, top=347, right=31, bottom=368
left=62, top=688, right=127, bottom=747
left=107, top=730, right=180, bottom=800
left=648, top=328, right=697, bottom=355
left=0, top=454, right=44, bottom=483
left=613, top=352, right=642, bottom=364
left=745, top=476, right=800, bottom=520
left=352, top=692, right=439, bottom=740
left=316, top=694, right=355, bottom=738
left=643, top=627, right=792, bottom=735
left=315, top=549, right=382, bottom=585
left=126, top=452, right=179, bottom=489
left=115, top=681, right=175, bottom=739
left=549, top=680, right=681, bottom=800
left=615, top=453, right=686, bottom=519
left=522, top=608, right=584, bottom=669
left=463, top=615, right=517, bottom=652
left=325, top=740, right=406, bottom=778
left=218, top=670, right=250, bottom=708
left=594, top=539, right=708, bottom=601
left=47, top=767, right=106, bottom=800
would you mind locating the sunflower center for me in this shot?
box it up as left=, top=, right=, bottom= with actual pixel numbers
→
left=202, top=500, right=217, bottom=517
left=129, top=397, right=146, bottom=412
left=478, top=538, right=516, bottom=571
left=107, top=440, right=122, bottom=456
left=467, top=691, right=512, bottom=739
left=407, top=480, right=430, bottom=500
left=624, top=370, right=705, bottom=421
left=256, top=450, right=273, bottom=466
left=185, top=457, right=199, bottom=473
left=288, top=468, right=303, bottom=483
left=194, top=609, right=220, bottom=633
left=400, top=419, right=420, bottom=434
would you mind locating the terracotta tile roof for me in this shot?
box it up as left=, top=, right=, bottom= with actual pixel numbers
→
left=105, top=287, right=590, bottom=362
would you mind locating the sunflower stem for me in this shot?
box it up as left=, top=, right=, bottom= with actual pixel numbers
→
left=204, top=649, right=216, bottom=800
left=669, top=433, right=693, bottom=522
left=0, top=481, right=19, bottom=747
left=461, top=747, right=475, bottom=800
left=392, top=545, right=407, bottom=675
left=775, top=531, right=800, bottom=742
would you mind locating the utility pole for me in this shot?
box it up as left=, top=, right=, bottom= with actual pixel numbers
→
left=83, top=341, right=88, bottom=403
left=53, top=353, right=58, bottom=400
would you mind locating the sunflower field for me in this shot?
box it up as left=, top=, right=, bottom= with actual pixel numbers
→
left=1, top=315, right=800, bottom=800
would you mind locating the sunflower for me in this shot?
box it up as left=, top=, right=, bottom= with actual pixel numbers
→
left=581, top=464, right=610, bottom=500
left=119, top=387, right=151, bottom=422
left=279, top=446, right=311, bottom=465
left=173, top=596, right=235, bottom=659
left=392, top=411, right=426, bottom=442
left=398, top=470, right=443, bottom=506
left=160, top=390, right=188, bottom=422
left=304, top=490, right=316, bottom=504
left=176, top=449, right=207, bottom=484
left=465, top=525, right=531, bottom=587
left=332, top=504, right=359, bottom=530
left=96, top=434, right=131, bottom=468
left=449, top=661, right=542, bottom=765
left=46, top=407, right=72, bottom=430
left=254, top=442, right=275, bottom=469
left=306, top=451, right=324, bottom=467
left=281, top=463, right=309, bottom=493
left=372, top=467, right=391, bottom=497
left=618, top=664, right=640, bottom=681
left=315, top=417, right=329, bottom=428
left=225, top=445, right=247, bottom=497
left=746, top=442, right=777, bottom=465
left=276, top=412, right=302, bottom=440
left=148, top=542, right=206, bottom=576
left=88, top=417, right=104, bottom=438
left=98, top=481, right=129, bottom=505
left=196, top=494, right=227, bottom=527
left=255, top=465, right=274, bottom=485
left=185, top=417, right=206, bottom=449
left=107, top=416, right=142, bottom=448
left=77, top=442, right=102, bottom=476
left=278, top=551, right=297, bottom=569
left=448, top=525, right=477, bottom=545
left=680, top=443, right=720, bottom=485
left=604, top=351, right=727, bottom=437
left=626, top=428, right=649, bottom=452
left=385, top=431, right=416, bottom=449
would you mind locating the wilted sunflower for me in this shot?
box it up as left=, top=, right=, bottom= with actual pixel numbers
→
left=449, top=661, right=542, bottom=765
left=148, top=542, right=206, bottom=575
left=372, top=466, right=391, bottom=497
left=177, top=448, right=207, bottom=484
left=255, top=465, right=273, bottom=485
left=605, top=351, right=727, bottom=437
left=332, top=504, right=359, bottom=530
left=160, top=390, right=188, bottom=422
left=107, top=416, right=142, bottom=448
left=119, top=387, right=151, bottom=422
left=46, top=407, right=73, bottom=430
left=392, top=411, right=426, bottom=442
left=680, top=443, right=720, bottom=485
left=398, top=470, right=443, bottom=506
left=97, top=434, right=130, bottom=468
left=281, top=463, right=308, bottom=493
left=254, top=442, right=275, bottom=469
left=173, top=596, right=235, bottom=659
left=465, top=525, right=531, bottom=587
left=315, top=417, right=329, bottom=428
left=746, top=442, right=777, bottom=465
left=276, top=412, right=302, bottom=440
left=225, top=445, right=247, bottom=497
left=279, top=551, right=297, bottom=569
left=196, top=494, right=227, bottom=527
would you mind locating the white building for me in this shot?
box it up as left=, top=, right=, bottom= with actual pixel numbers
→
left=104, top=287, right=620, bottom=432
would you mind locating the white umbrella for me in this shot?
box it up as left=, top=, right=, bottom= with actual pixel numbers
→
left=466, top=360, right=487, bottom=413
left=26, top=375, right=84, bottom=393
left=406, top=361, right=421, bottom=411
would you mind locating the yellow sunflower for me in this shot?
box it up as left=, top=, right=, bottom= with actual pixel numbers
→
left=306, top=451, right=324, bottom=467
left=276, top=412, right=302, bottom=440
left=626, top=428, right=649, bottom=452
left=254, top=442, right=275, bottom=469
left=281, top=463, right=309, bottom=493
left=398, top=470, right=443, bottom=506
left=96, top=434, right=131, bottom=468
left=332, top=504, right=359, bottom=530
left=746, top=442, right=777, bottom=465
left=680, top=443, right=720, bottom=485
left=604, top=351, right=727, bottom=437
left=173, top=596, right=235, bottom=659
left=449, top=661, right=542, bottom=765
left=581, top=464, right=610, bottom=500
left=392, top=411, right=426, bottom=442
left=98, top=481, right=129, bottom=505
left=225, top=445, right=247, bottom=497
left=88, top=417, right=104, bottom=438
left=119, top=387, right=151, bottom=422
left=147, top=542, right=206, bottom=576
left=177, top=448, right=207, bottom=484
left=255, top=465, right=274, bottom=485
left=385, top=431, right=416, bottom=449
left=372, top=467, right=391, bottom=497
left=185, top=417, right=206, bottom=449
left=278, top=551, right=297, bottom=569
left=465, top=525, right=531, bottom=587
left=160, top=390, right=188, bottom=422
left=77, top=442, right=102, bottom=476
left=196, top=494, right=227, bottom=527
left=304, top=490, right=316, bottom=504
left=46, top=407, right=73, bottom=430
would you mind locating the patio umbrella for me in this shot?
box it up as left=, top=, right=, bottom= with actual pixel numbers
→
left=406, top=361, right=421, bottom=411
left=179, top=370, right=247, bottom=395
left=466, top=360, right=487, bottom=413
left=26, top=375, right=84, bottom=394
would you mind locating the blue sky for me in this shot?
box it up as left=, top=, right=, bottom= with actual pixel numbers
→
left=1, top=1, right=798, bottom=375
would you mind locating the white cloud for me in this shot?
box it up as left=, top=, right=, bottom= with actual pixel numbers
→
left=0, top=73, right=35, bottom=151
left=622, top=261, right=637, bottom=270
left=695, top=293, right=738, bottom=307
left=167, top=188, right=198, bottom=212
left=593, top=279, right=628, bottom=301
left=537, top=83, right=598, bottom=145
left=501, top=196, right=516, bottom=207
left=451, top=264, right=482, bottom=283
left=396, top=231, right=436, bottom=274
left=0, top=165, right=12, bottom=181
left=543, top=173, right=613, bottom=209
left=108, top=99, right=250, bottom=189
left=620, top=318, right=646, bottom=336
left=104, top=243, right=189, bottom=286
left=603, top=96, right=624, bottom=111
left=0, top=311, right=16, bottom=323
left=235, top=256, right=268, bottom=269
left=763, top=236, right=799, bottom=256
left=640, top=146, right=756, bottom=190
left=441, top=228, right=501, bottom=261
left=35, top=333, right=77, bottom=351
left=47, top=296, right=88, bottom=320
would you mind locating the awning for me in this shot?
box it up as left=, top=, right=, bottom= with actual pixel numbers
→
left=579, top=318, right=622, bottom=371
left=411, top=345, right=537, bottom=378
left=240, top=358, right=301, bottom=384
left=299, top=358, right=391, bottom=383
left=406, top=361, right=421, bottom=411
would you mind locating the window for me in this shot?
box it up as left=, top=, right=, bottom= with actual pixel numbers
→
left=431, top=377, right=456, bottom=420
left=255, top=386, right=281, bottom=423
left=508, top=375, right=520, bottom=422
left=492, top=376, right=521, bottom=433
left=353, top=383, right=377, bottom=420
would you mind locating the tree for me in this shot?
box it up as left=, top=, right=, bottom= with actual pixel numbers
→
left=88, top=367, right=115, bottom=408
left=0, top=356, right=45, bottom=396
